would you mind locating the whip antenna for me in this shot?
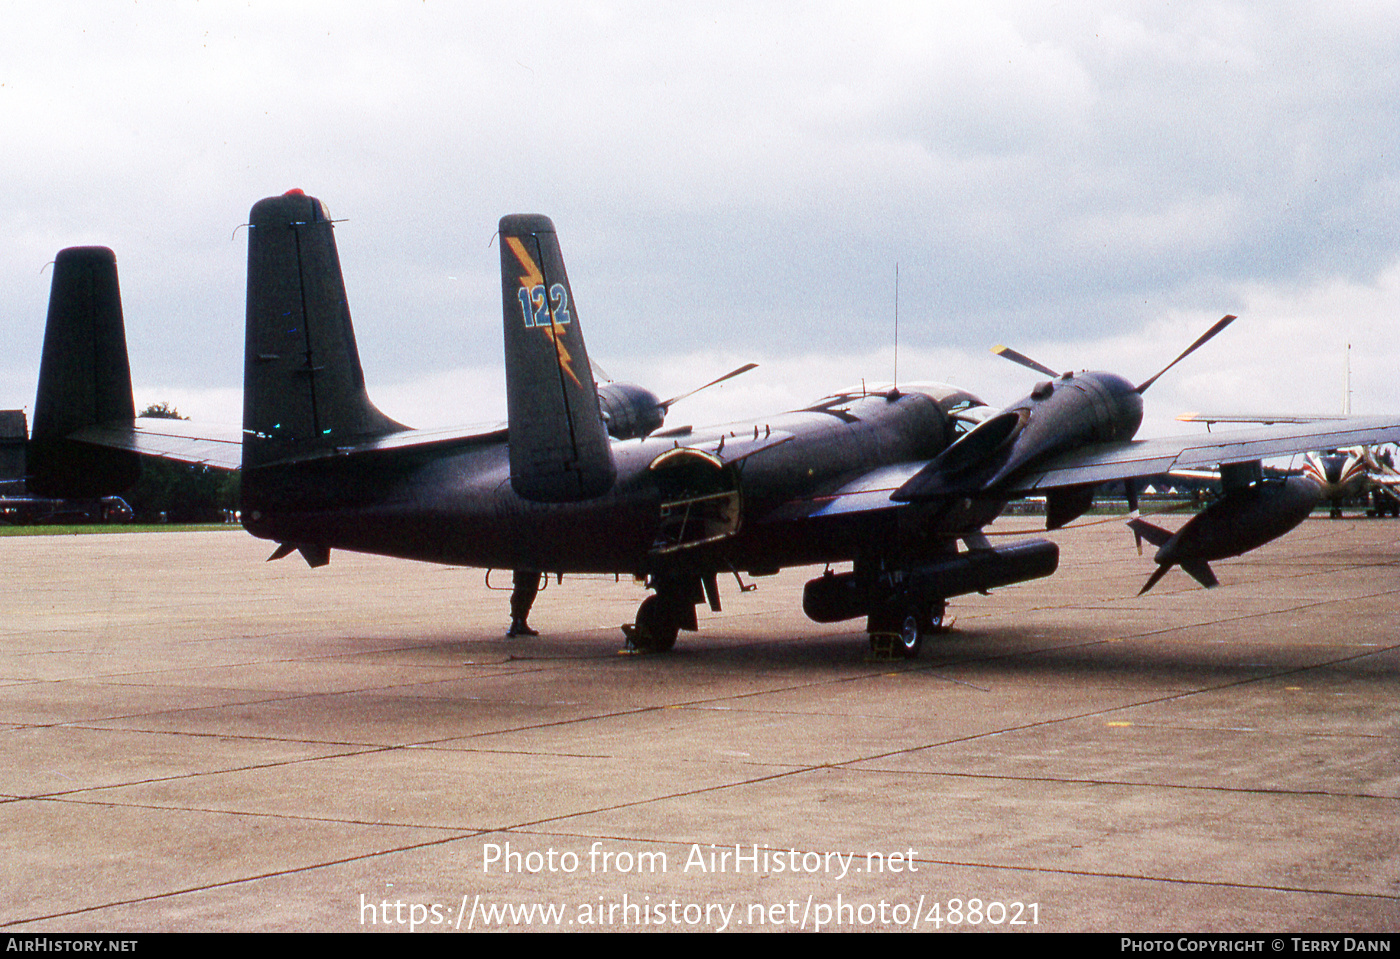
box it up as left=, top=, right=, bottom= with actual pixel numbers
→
left=893, top=262, right=899, bottom=391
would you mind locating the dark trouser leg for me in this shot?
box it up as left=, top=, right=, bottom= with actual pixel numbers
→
left=508, top=570, right=540, bottom=637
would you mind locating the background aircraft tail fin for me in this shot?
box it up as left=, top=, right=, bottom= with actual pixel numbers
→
left=28, top=247, right=140, bottom=497
left=499, top=214, right=615, bottom=501
left=243, top=191, right=405, bottom=472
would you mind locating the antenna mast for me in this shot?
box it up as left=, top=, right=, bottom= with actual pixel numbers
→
left=1344, top=342, right=1351, bottom=415
left=893, top=262, right=899, bottom=391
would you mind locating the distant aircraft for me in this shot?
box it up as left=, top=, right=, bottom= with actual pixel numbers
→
left=0, top=409, right=132, bottom=525
left=1299, top=446, right=1400, bottom=518
left=26, top=192, right=1400, bottom=654
left=0, top=493, right=132, bottom=526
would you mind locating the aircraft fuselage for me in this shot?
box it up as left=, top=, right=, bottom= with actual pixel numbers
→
left=242, top=386, right=985, bottom=576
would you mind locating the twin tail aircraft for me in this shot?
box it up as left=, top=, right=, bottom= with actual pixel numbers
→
left=27, top=191, right=1400, bottom=655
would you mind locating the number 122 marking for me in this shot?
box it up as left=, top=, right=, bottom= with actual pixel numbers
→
left=517, top=283, right=572, bottom=329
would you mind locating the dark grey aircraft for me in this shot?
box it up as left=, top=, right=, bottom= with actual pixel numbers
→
left=0, top=493, right=132, bottom=525
left=27, top=191, right=1400, bottom=654
left=1, top=410, right=132, bottom=524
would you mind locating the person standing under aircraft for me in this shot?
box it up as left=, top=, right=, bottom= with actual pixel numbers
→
left=508, top=569, right=541, bottom=637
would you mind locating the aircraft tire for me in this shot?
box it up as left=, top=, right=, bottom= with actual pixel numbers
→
left=869, top=596, right=938, bottom=659
left=897, top=611, right=923, bottom=659
left=925, top=599, right=947, bottom=634
left=634, top=594, right=679, bottom=652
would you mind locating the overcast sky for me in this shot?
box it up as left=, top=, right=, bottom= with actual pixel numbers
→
left=3, top=1, right=1397, bottom=438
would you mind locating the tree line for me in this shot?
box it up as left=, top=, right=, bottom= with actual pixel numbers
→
left=128, top=403, right=239, bottom=523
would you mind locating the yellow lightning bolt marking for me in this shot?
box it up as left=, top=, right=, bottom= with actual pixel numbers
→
left=506, top=234, right=583, bottom=389
left=505, top=236, right=543, bottom=291
left=540, top=321, right=583, bottom=389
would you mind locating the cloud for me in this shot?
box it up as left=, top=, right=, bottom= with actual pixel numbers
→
left=3, top=1, right=1398, bottom=431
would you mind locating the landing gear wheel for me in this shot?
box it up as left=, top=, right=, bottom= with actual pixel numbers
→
left=865, top=594, right=950, bottom=659
left=925, top=600, right=947, bottom=634
left=867, top=596, right=939, bottom=660
left=633, top=594, right=679, bottom=652
left=897, top=611, right=923, bottom=659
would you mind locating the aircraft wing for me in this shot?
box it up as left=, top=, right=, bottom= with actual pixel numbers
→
left=1004, top=415, right=1400, bottom=493
left=757, top=462, right=926, bottom=523
left=1176, top=412, right=1344, bottom=426
left=1368, top=465, right=1400, bottom=495
left=756, top=416, right=1400, bottom=525
left=68, top=419, right=511, bottom=471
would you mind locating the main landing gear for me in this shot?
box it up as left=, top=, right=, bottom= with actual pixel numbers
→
left=866, top=596, right=948, bottom=659
left=1368, top=489, right=1400, bottom=518
left=629, top=593, right=684, bottom=652
left=625, top=573, right=717, bottom=653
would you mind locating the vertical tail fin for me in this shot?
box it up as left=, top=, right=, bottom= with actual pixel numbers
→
left=0, top=411, right=26, bottom=487
left=243, top=191, right=404, bottom=472
left=29, top=247, right=140, bottom=497
left=499, top=214, right=615, bottom=501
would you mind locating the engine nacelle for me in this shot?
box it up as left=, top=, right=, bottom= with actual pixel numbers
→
left=597, top=382, right=665, bottom=440
left=894, top=371, right=1144, bottom=501
left=802, top=538, right=1060, bottom=623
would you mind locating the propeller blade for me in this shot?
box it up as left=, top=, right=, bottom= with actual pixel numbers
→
left=990, top=344, right=1060, bottom=379
left=660, top=363, right=758, bottom=409
left=1134, top=314, right=1237, bottom=394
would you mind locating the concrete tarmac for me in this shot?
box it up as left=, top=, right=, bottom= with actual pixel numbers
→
left=1, top=516, right=1397, bottom=932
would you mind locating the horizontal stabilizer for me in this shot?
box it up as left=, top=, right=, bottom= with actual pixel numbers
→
left=71, top=418, right=243, bottom=471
